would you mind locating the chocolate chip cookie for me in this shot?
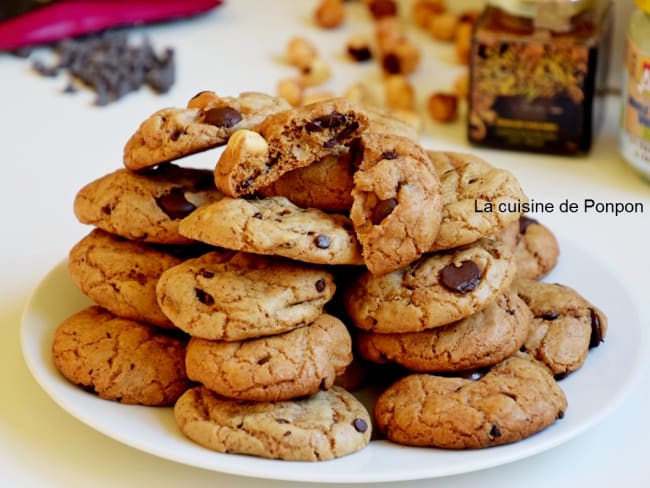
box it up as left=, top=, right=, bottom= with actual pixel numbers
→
left=514, top=279, right=607, bottom=378
left=185, top=314, right=352, bottom=401
left=373, top=356, right=567, bottom=449
left=498, top=216, right=560, bottom=280
left=123, top=91, right=290, bottom=170
left=156, top=251, right=336, bottom=341
left=349, top=134, right=443, bottom=275
left=68, top=228, right=189, bottom=328
left=174, top=385, right=371, bottom=461
left=427, top=150, right=528, bottom=251
left=52, top=306, right=189, bottom=405
left=178, top=195, right=364, bottom=265
left=357, top=291, right=532, bottom=372
left=214, top=97, right=368, bottom=197
left=344, top=238, right=516, bottom=333
left=73, top=163, right=223, bottom=244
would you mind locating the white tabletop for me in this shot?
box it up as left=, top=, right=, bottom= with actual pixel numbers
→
left=1, top=1, right=649, bottom=486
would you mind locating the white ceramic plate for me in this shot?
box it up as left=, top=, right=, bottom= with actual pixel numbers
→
left=20, top=238, right=649, bottom=483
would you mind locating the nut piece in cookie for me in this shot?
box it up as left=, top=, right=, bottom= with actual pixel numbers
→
left=178, top=195, right=364, bottom=265
left=357, top=291, right=532, bottom=372
left=514, top=279, right=607, bottom=379
left=349, top=134, right=443, bottom=275
left=427, top=150, right=528, bottom=251
left=73, top=164, right=224, bottom=244
left=174, top=385, right=371, bottom=461
left=156, top=251, right=336, bottom=341
left=52, top=306, right=189, bottom=405
left=123, top=91, right=290, bottom=170
left=373, top=356, right=567, bottom=449
left=344, top=238, right=516, bottom=333
left=214, top=98, right=368, bottom=197
left=185, top=314, right=352, bottom=401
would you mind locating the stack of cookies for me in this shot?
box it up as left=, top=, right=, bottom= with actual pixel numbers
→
left=52, top=91, right=608, bottom=460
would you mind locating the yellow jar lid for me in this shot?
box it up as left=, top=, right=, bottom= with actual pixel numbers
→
left=636, top=0, right=650, bottom=15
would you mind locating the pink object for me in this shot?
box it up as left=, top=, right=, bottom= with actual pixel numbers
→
left=0, top=0, right=224, bottom=51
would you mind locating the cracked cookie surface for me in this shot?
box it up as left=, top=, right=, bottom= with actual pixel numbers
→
left=373, top=356, right=567, bottom=449
left=178, top=195, right=363, bottom=265
left=514, top=279, right=607, bottom=378
left=68, top=228, right=187, bottom=328
left=174, top=385, right=371, bottom=461
left=350, top=134, right=443, bottom=276
left=73, top=163, right=223, bottom=244
left=498, top=216, right=560, bottom=280
left=427, top=151, right=528, bottom=251
left=156, top=251, right=336, bottom=340
left=357, top=291, right=532, bottom=372
left=344, top=238, right=516, bottom=333
left=123, top=91, right=290, bottom=170
left=52, top=306, right=189, bottom=405
left=185, top=314, right=352, bottom=401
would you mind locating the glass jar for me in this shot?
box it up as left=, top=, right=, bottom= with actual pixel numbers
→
left=468, top=0, right=613, bottom=155
left=620, top=0, right=650, bottom=181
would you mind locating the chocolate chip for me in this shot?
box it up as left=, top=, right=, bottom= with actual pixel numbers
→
left=194, top=288, right=214, bottom=306
left=314, top=235, right=331, bottom=249
left=489, top=424, right=502, bottom=438
left=440, top=260, right=482, bottom=293
left=199, top=269, right=215, bottom=279
left=380, top=149, right=398, bottom=160
left=519, top=215, right=539, bottom=235
left=372, top=198, right=398, bottom=225
left=589, top=308, right=604, bottom=348
left=353, top=418, right=368, bottom=433
left=557, top=410, right=565, bottom=419
left=315, top=279, right=327, bottom=292
left=540, top=311, right=559, bottom=321
left=554, top=372, right=570, bottom=381
left=202, top=106, right=243, bottom=128
left=347, top=46, right=372, bottom=62
left=276, top=418, right=290, bottom=424
left=305, top=112, right=347, bottom=132
left=155, top=187, right=196, bottom=220
left=253, top=212, right=263, bottom=219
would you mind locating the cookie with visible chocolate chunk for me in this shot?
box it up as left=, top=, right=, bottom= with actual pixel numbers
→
left=68, top=228, right=191, bottom=328
left=185, top=314, right=352, bottom=401
left=178, top=195, right=364, bottom=265
left=73, top=164, right=223, bottom=244
left=174, top=385, right=371, bottom=461
left=497, top=216, right=560, bottom=280
left=123, top=91, right=290, bottom=170
left=156, top=251, right=336, bottom=341
left=214, top=98, right=368, bottom=197
left=349, top=133, right=443, bottom=275
left=426, top=150, right=528, bottom=251
left=514, top=279, right=607, bottom=379
left=373, top=356, right=567, bottom=449
left=52, top=306, right=189, bottom=405
left=357, top=291, right=532, bottom=372
left=344, top=238, right=516, bottom=333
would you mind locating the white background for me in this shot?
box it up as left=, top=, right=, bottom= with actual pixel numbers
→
left=1, top=0, right=648, bottom=487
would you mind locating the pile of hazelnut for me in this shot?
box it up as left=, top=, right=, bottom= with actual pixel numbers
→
left=276, top=0, right=478, bottom=131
